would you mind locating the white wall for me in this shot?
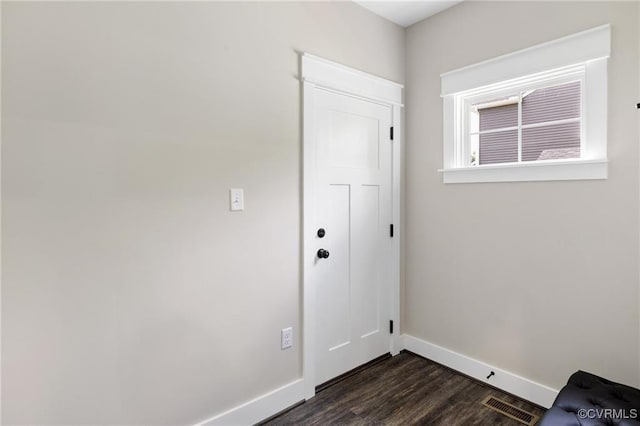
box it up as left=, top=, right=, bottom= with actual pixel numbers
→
left=405, top=1, right=640, bottom=390
left=0, top=2, right=404, bottom=424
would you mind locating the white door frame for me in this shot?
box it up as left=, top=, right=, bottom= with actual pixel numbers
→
left=301, top=53, right=403, bottom=400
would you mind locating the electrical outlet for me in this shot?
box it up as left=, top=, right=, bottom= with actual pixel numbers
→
left=281, top=327, right=293, bottom=349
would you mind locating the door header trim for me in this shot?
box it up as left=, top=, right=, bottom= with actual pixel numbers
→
left=301, top=53, right=404, bottom=106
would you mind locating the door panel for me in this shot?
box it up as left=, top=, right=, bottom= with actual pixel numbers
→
left=314, top=89, right=393, bottom=385
left=355, top=184, right=381, bottom=338
left=328, top=110, right=380, bottom=170
left=322, top=184, right=351, bottom=351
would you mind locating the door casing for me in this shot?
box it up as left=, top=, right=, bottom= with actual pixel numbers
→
left=301, top=53, right=403, bottom=400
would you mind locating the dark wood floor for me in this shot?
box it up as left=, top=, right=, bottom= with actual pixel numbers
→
left=262, top=351, right=546, bottom=425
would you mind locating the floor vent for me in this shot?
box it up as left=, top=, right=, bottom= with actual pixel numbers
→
left=482, top=396, right=539, bottom=426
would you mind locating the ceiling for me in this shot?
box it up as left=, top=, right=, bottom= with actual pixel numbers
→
left=354, top=0, right=463, bottom=28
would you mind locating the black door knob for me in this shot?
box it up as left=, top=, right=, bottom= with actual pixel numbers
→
left=317, top=249, right=330, bottom=259
left=317, top=228, right=326, bottom=238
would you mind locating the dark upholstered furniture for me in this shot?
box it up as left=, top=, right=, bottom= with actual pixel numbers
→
left=539, top=371, right=640, bottom=426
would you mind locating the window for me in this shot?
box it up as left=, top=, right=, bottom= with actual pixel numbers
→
left=441, top=25, right=610, bottom=183
left=467, top=71, right=583, bottom=166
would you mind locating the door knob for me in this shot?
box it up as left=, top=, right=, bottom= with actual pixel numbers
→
left=317, top=249, right=330, bottom=259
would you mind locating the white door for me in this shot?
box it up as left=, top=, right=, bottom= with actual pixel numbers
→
left=313, top=88, right=394, bottom=385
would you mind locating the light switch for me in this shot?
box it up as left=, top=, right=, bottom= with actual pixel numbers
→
left=229, top=188, right=244, bottom=211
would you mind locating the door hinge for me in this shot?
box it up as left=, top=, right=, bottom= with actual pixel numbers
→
left=389, top=320, right=394, bottom=334
left=390, top=224, right=394, bottom=238
left=390, top=126, right=394, bottom=141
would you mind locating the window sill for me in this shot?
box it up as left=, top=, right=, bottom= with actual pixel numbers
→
left=439, top=159, right=607, bottom=184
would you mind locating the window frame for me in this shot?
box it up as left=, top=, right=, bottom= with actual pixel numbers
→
left=440, top=25, right=610, bottom=184
left=464, top=68, right=585, bottom=167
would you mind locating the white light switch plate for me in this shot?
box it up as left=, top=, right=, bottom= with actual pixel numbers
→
left=229, top=188, right=244, bottom=211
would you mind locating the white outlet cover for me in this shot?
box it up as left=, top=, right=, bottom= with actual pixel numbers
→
left=281, top=327, right=293, bottom=349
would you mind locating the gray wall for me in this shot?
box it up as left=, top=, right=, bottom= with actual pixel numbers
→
left=405, top=1, right=640, bottom=390
left=1, top=2, right=404, bottom=424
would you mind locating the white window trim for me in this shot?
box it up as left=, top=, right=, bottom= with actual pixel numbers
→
left=440, top=24, right=610, bottom=184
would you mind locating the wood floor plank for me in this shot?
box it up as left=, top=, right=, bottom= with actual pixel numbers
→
left=261, top=351, right=546, bottom=425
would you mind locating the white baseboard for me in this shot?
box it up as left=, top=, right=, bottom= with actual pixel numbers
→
left=402, top=334, right=558, bottom=408
left=195, top=379, right=304, bottom=426
left=195, top=335, right=558, bottom=425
